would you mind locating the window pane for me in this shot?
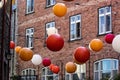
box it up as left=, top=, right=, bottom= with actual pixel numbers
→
left=99, top=8, right=104, bottom=14
left=106, top=7, right=111, bottom=13
left=95, top=62, right=99, bottom=70
left=65, top=75, right=69, bottom=80
left=94, top=72, right=99, bottom=80
left=102, top=71, right=111, bottom=79
left=46, top=76, right=53, bottom=80
left=76, top=22, right=80, bottom=38
left=102, top=60, right=111, bottom=70
left=73, top=73, right=79, bottom=80
left=106, top=15, right=111, bottom=32
left=99, top=16, right=105, bottom=33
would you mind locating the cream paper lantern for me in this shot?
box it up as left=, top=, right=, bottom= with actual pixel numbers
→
left=31, top=54, right=42, bottom=65
left=112, top=34, right=120, bottom=53
left=0, top=1, right=3, bottom=8
left=46, top=27, right=58, bottom=36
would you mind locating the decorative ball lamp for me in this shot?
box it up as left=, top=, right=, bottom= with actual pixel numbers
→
left=10, top=41, right=15, bottom=49
left=51, top=65, right=60, bottom=74
left=73, top=56, right=84, bottom=65
left=46, top=34, right=64, bottom=51
left=19, top=47, right=33, bottom=61
left=42, top=58, right=51, bottom=67
left=104, top=33, right=115, bottom=44
left=89, top=39, right=103, bottom=52
left=112, top=34, right=120, bottom=53
left=15, top=46, right=22, bottom=54
left=49, top=64, right=55, bottom=71
left=74, top=47, right=90, bottom=63
left=31, top=54, right=42, bottom=65
left=53, top=3, right=67, bottom=17
left=65, top=62, right=77, bottom=73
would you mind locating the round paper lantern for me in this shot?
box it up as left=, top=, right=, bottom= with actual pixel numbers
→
left=53, top=3, right=67, bottom=17
left=19, top=48, right=33, bottom=61
left=15, top=46, right=22, bottom=54
left=10, top=41, right=15, bottom=49
left=49, top=64, right=55, bottom=71
left=42, top=58, right=51, bottom=67
left=65, top=62, right=77, bottom=73
left=46, top=34, right=64, bottom=51
left=46, top=27, right=58, bottom=36
left=112, top=35, right=120, bottom=53
left=51, top=65, right=60, bottom=74
left=74, top=47, right=90, bottom=63
left=89, top=39, right=103, bottom=52
left=31, top=54, right=42, bottom=65
left=104, top=33, right=115, bottom=44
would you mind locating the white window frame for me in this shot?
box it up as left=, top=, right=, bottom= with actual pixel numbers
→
left=46, top=0, right=56, bottom=7
left=26, top=28, right=34, bottom=48
left=65, top=64, right=86, bottom=80
left=70, top=14, right=81, bottom=41
left=45, top=21, right=55, bottom=37
left=41, top=67, right=59, bottom=80
left=21, top=68, right=36, bottom=80
left=99, top=6, right=112, bottom=35
left=26, top=0, right=34, bottom=14
left=94, top=59, right=118, bottom=80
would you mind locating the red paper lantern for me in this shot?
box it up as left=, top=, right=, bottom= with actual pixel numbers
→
left=51, top=65, right=60, bottom=74
left=10, top=41, right=15, bottom=49
left=104, top=33, right=115, bottom=44
left=19, top=47, right=33, bottom=61
left=53, top=3, right=67, bottom=17
left=46, top=34, right=64, bottom=51
left=74, top=47, right=90, bottom=63
left=42, top=58, right=51, bottom=67
left=89, top=39, right=103, bottom=52
left=49, top=64, right=55, bottom=71
left=73, top=56, right=84, bottom=64
left=65, top=62, right=77, bottom=73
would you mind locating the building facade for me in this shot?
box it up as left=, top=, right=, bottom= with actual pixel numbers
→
left=17, top=0, right=120, bottom=80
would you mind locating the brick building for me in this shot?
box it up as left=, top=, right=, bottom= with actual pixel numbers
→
left=17, top=0, right=120, bottom=80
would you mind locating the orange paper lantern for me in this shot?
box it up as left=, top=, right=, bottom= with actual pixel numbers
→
left=53, top=3, right=67, bottom=17
left=49, top=64, right=55, bottom=71
left=89, top=39, right=103, bottom=52
left=19, top=48, right=33, bottom=61
left=65, top=62, right=77, bottom=73
left=15, top=46, right=22, bottom=54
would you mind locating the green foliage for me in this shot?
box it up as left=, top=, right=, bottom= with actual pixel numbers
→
left=10, top=75, right=18, bottom=80
left=113, top=73, right=120, bottom=80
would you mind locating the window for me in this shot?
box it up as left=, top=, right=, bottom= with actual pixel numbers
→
left=21, top=68, right=36, bottom=80
left=46, top=0, right=56, bottom=7
left=26, top=0, right=34, bottom=14
left=65, top=64, right=86, bottom=80
left=26, top=28, right=34, bottom=48
left=94, top=59, right=118, bottom=80
left=41, top=67, right=59, bottom=80
left=45, top=21, right=55, bottom=37
left=98, top=6, right=112, bottom=35
left=70, top=14, right=81, bottom=41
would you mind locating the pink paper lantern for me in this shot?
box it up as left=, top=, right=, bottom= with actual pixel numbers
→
left=42, top=58, right=51, bottom=67
left=105, top=34, right=115, bottom=44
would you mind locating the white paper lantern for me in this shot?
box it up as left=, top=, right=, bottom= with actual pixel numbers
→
left=112, top=34, right=120, bottom=53
left=31, top=54, right=42, bottom=65
left=0, top=1, right=3, bottom=8
left=46, top=27, right=58, bottom=36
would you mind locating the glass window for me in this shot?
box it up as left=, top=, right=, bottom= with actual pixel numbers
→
left=26, top=0, right=34, bottom=14
left=94, top=59, right=118, bottom=80
left=26, top=28, right=34, bottom=48
left=70, top=14, right=81, bottom=41
left=41, top=67, right=59, bottom=80
left=99, top=6, right=112, bottom=35
left=46, top=0, right=56, bottom=7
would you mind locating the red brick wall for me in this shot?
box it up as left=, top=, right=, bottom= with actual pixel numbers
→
left=17, top=0, right=120, bottom=79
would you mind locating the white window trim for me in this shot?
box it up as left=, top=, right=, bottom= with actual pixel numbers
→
left=26, top=0, right=34, bottom=14
left=46, top=0, right=56, bottom=7
left=94, top=59, right=118, bottom=80
left=70, top=15, right=81, bottom=41
left=99, top=6, right=112, bottom=35
left=26, top=28, right=34, bottom=48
